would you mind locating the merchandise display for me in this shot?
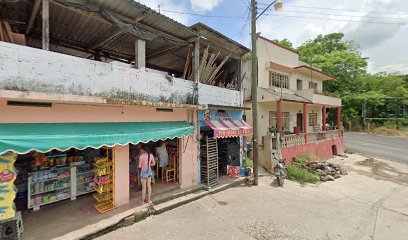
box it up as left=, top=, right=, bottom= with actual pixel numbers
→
left=93, top=148, right=115, bottom=213
left=27, top=152, right=97, bottom=210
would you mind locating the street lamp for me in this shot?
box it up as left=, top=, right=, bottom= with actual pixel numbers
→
left=251, top=0, right=283, bottom=186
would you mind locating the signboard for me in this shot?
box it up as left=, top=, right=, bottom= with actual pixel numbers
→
left=0, top=152, right=17, bottom=221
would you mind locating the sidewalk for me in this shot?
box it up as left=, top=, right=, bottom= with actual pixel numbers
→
left=51, top=176, right=245, bottom=240
left=96, top=154, right=408, bottom=240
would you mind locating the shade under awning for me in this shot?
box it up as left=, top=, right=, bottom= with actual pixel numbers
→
left=204, top=119, right=252, bottom=139
left=0, top=122, right=194, bottom=154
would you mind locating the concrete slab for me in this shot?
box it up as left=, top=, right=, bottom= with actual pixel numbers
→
left=97, top=154, right=408, bottom=240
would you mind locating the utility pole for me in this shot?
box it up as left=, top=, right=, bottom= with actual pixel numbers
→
left=250, top=0, right=259, bottom=186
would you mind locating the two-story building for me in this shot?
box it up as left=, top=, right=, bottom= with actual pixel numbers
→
left=0, top=1, right=250, bottom=239
left=244, top=36, right=345, bottom=172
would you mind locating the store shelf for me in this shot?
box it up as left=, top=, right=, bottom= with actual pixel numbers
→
left=29, top=195, right=71, bottom=209
left=77, top=189, right=95, bottom=196
left=77, top=171, right=94, bottom=176
left=94, top=200, right=115, bottom=213
left=31, top=175, right=70, bottom=184
left=93, top=192, right=112, bottom=203
left=31, top=186, right=70, bottom=196
left=77, top=181, right=93, bottom=186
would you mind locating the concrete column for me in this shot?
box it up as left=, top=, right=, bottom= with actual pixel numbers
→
left=114, top=145, right=129, bottom=206
left=303, top=104, right=308, bottom=142
left=179, top=136, right=198, bottom=189
left=322, top=105, right=327, bottom=131
left=277, top=100, right=282, bottom=135
left=134, top=39, right=145, bottom=69
left=337, top=106, right=342, bottom=130
left=42, top=0, right=49, bottom=50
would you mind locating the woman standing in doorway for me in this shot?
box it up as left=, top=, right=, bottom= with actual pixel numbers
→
left=138, top=144, right=155, bottom=205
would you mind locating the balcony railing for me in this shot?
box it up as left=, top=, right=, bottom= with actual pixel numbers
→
left=281, top=130, right=343, bottom=148
left=313, top=89, right=339, bottom=98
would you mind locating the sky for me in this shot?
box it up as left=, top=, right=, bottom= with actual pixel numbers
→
left=136, top=0, right=408, bottom=75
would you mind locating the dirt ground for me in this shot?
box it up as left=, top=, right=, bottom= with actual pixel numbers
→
left=97, top=154, right=408, bottom=240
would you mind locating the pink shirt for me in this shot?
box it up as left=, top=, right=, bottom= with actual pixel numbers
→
left=138, top=153, right=154, bottom=171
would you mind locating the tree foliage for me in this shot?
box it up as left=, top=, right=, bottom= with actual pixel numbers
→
left=273, top=33, right=408, bottom=126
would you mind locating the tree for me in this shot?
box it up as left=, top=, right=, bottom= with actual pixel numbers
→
left=296, top=33, right=368, bottom=94
left=272, top=38, right=295, bottom=51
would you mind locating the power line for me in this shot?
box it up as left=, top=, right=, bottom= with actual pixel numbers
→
left=276, top=9, right=408, bottom=21
left=159, top=9, right=244, bottom=19
left=263, top=13, right=407, bottom=25
left=258, top=3, right=408, bottom=16
left=236, top=7, right=251, bottom=40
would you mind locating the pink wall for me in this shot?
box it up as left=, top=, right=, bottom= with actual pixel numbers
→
left=179, top=136, right=199, bottom=188
left=0, top=99, right=189, bottom=123
left=282, top=137, right=345, bottom=164
left=114, top=145, right=130, bottom=206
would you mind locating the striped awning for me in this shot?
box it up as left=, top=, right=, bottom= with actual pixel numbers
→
left=204, top=119, right=253, bottom=139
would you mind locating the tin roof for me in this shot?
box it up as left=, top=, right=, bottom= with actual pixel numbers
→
left=0, top=0, right=198, bottom=73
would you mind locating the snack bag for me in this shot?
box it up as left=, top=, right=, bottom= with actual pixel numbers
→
left=0, top=152, right=18, bottom=220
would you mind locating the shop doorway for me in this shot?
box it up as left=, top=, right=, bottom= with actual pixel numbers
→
left=200, top=128, right=241, bottom=188
left=128, top=139, right=180, bottom=202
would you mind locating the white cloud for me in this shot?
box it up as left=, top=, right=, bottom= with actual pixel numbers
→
left=190, top=0, right=223, bottom=12
left=135, top=0, right=191, bottom=24
left=256, top=0, right=408, bottom=74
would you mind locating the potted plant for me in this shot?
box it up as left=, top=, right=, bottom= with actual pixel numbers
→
left=268, top=126, right=278, bottom=136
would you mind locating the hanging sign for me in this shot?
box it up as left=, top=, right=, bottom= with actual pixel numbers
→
left=0, top=152, right=17, bottom=221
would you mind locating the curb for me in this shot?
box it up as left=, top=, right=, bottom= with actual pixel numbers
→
left=79, top=178, right=245, bottom=239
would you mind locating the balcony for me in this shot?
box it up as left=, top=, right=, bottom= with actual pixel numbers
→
left=198, top=83, right=242, bottom=107
left=0, top=42, right=241, bottom=107
left=0, top=42, right=193, bottom=105
left=281, top=130, right=343, bottom=148
left=296, top=89, right=341, bottom=107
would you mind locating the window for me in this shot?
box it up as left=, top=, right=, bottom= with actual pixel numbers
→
left=269, top=111, right=290, bottom=131
left=309, top=113, right=317, bottom=126
left=297, top=79, right=303, bottom=90
left=269, top=72, right=289, bottom=89
left=309, top=82, right=318, bottom=90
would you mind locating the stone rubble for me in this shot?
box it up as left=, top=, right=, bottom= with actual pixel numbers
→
left=301, top=161, right=348, bottom=182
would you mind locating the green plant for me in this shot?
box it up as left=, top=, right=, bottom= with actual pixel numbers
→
left=294, top=152, right=316, bottom=164
left=268, top=126, right=277, bottom=133
left=286, top=165, right=320, bottom=184
left=344, top=148, right=355, bottom=154
left=243, top=156, right=253, bottom=169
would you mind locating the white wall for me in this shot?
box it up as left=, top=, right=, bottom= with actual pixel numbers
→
left=198, top=83, right=242, bottom=107
left=0, top=42, right=194, bottom=104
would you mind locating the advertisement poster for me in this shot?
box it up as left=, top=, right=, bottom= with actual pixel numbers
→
left=0, top=152, right=17, bottom=221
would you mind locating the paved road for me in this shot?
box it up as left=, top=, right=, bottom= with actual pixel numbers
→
left=98, top=155, right=408, bottom=240
left=344, top=132, right=408, bottom=164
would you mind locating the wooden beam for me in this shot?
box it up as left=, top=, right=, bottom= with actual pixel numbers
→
left=89, top=28, right=122, bottom=50
left=26, top=0, right=42, bottom=35
left=146, top=45, right=182, bottom=61
left=42, top=0, right=49, bottom=50
left=89, top=11, right=147, bottom=50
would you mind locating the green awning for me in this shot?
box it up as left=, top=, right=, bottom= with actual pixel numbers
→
left=0, top=122, right=194, bottom=154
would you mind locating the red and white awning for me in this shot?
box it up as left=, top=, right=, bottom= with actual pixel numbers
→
left=204, top=119, right=253, bottom=138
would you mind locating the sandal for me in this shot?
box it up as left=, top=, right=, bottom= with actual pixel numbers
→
left=138, top=199, right=145, bottom=205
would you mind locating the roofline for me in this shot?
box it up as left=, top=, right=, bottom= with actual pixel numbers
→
left=190, top=22, right=250, bottom=53
left=124, top=0, right=199, bottom=38
left=294, top=65, right=335, bottom=80
left=257, top=36, right=299, bottom=55
left=206, top=105, right=251, bottom=111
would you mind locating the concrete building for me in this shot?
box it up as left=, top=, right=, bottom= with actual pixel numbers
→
left=244, top=36, right=345, bottom=172
left=0, top=1, right=250, bottom=238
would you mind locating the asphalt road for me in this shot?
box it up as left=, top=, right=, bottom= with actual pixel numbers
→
left=344, top=132, right=408, bottom=164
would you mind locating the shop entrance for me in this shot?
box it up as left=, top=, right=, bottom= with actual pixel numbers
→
left=200, top=128, right=241, bottom=188
left=128, top=139, right=180, bottom=202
